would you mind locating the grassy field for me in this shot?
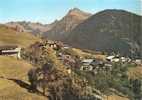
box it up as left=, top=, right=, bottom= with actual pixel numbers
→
left=72, top=48, right=106, bottom=60
left=0, top=25, right=46, bottom=100
left=0, top=56, right=46, bottom=100
left=127, top=66, right=142, bottom=79
left=0, top=25, right=40, bottom=47
left=104, top=94, right=129, bottom=100
left=0, top=56, right=32, bottom=79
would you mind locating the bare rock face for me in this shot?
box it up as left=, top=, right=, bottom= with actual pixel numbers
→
left=43, top=8, right=92, bottom=40
left=5, top=21, right=57, bottom=35
left=5, top=23, right=25, bottom=32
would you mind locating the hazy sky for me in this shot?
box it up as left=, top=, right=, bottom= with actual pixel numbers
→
left=0, top=0, right=141, bottom=24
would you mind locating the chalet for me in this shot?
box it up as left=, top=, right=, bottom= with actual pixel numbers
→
left=82, top=59, right=94, bottom=65
left=46, top=40, right=62, bottom=50
left=135, top=59, right=142, bottom=65
left=63, top=44, right=70, bottom=49
left=120, top=57, right=131, bottom=63
left=112, top=58, right=120, bottom=62
left=80, top=59, right=94, bottom=71
left=106, top=55, right=115, bottom=62
left=106, top=55, right=120, bottom=62
left=0, top=45, right=21, bottom=59
left=91, top=59, right=104, bottom=67
left=48, top=42, right=57, bottom=49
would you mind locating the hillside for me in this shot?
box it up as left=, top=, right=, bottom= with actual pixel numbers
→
left=0, top=25, right=40, bottom=47
left=43, top=8, right=92, bottom=40
left=0, top=25, right=45, bottom=99
left=1, top=8, right=142, bottom=100
left=0, top=56, right=46, bottom=100
left=65, top=9, right=142, bottom=58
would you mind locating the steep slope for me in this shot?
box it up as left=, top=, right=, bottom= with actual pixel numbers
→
left=0, top=56, right=46, bottom=100
left=0, top=25, right=46, bottom=99
left=66, top=9, right=142, bottom=58
left=43, top=8, right=92, bottom=40
left=0, top=25, right=40, bottom=47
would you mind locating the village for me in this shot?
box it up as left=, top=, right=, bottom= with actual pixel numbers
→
left=0, top=40, right=142, bottom=75
left=47, top=40, right=142, bottom=75
left=0, top=40, right=142, bottom=100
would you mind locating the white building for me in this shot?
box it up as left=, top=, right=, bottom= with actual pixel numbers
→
left=106, top=56, right=115, bottom=62
left=0, top=45, right=21, bottom=59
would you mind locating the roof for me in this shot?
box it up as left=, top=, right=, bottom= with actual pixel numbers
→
left=82, top=59, right=94, bottom=63
left=0, top=45, right=18, bottom=50
left=91, top=60, right=104, bottom=66
left=106, top=56, right=115, bottom=59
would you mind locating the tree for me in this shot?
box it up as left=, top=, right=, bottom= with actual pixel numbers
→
left=26, top=41, right=102, bottom=100
left=28, top=68, right=41, bottom=92
left=131, top=79, right=142, bottom=100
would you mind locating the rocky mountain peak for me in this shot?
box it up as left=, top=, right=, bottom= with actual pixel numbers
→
left=67, top=8, right=92, bottom=18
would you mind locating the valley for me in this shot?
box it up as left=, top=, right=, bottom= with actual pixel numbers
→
left=0, top=7, right=142, bottom=100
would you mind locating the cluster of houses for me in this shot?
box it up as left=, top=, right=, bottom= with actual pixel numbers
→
left=1, top=39, right=141, bottom=75
left=56, top=52, right=113, bottom=74
left=1, top=40, right=70, bottom=60
left=80, top=59, right=112, bottom=74
left=106, top=55, right=131, bottom=63
left=0, top=45, right=21, bottom=59
left=43, top=40, right=70, bottom=51
left=80, top=55, right=142, bottom=73
left=106, top=55, right=142, bottom=65
left=47, top=39, right=142, bottom=74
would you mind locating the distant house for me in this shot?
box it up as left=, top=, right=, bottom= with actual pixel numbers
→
left=48, top=42, right=57, bottom=49
left=112, top=58, right=120, bottom=62
left=0, top=45, right=21, bottom=59
left=63, top=44, right=70, bottom=49
left=80, top=59, right=94, bottom=71
left=91, top=59, right=104, bottom=67
left=106, top=55, right=120, bottom=62
left=120, top=57, right=131, bottom=63
left=106, top=55, right=115, bottom=62
left=135, top=59, right=142, bottom=65
left=46, top=40, right=62, bottom=50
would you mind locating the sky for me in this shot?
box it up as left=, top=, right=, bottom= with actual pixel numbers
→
left=0, top=0, right=141, bottom=24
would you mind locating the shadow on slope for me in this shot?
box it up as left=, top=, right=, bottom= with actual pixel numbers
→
left=0, top=76, right=44, bottom=96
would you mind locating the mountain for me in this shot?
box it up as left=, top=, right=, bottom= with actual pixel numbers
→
left=65, top=9, right=142, bottom=58
left=5, top=21, right=57, bottom=36
left=43, top=8, right=92, bottom=40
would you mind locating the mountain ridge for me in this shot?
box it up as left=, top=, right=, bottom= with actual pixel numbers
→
left=65, top=9, right=142, bottom=58
left=43, top=8, right=92, bottom=40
